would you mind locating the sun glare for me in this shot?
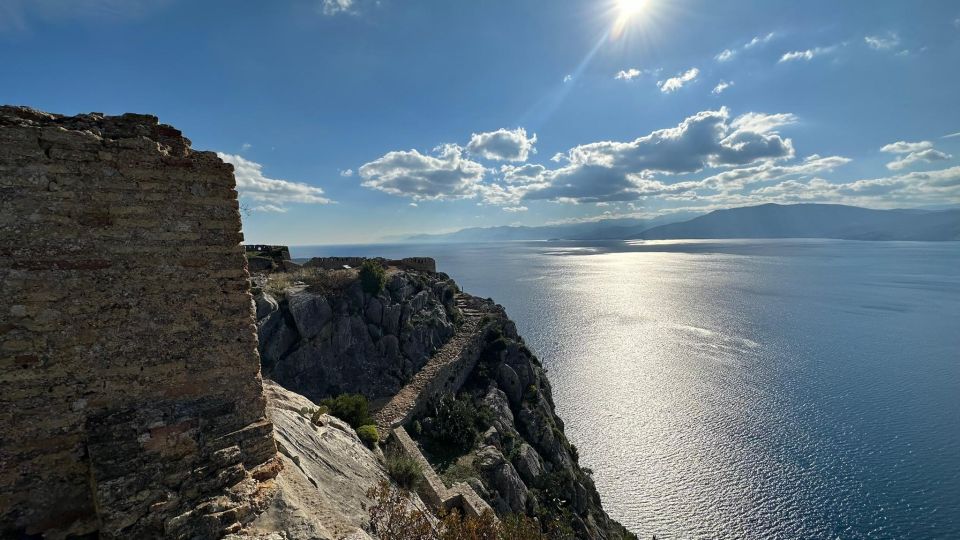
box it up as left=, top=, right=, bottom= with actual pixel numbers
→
left=611, top=0, right=652, bottom=38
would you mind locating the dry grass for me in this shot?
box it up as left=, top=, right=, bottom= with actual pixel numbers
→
left=263, top=268, right=358, bottom=297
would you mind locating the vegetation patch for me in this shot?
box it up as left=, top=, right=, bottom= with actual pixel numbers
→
left=360, top=259, right=387, bottom=295
left=320, top=393, right=374, bottom=429
left=356, top=424, right=380, bottom=448
left=385, top=447, right=423, bottom=491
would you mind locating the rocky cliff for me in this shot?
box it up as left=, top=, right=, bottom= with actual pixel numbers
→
left=253, top=268, right=634, bottom=539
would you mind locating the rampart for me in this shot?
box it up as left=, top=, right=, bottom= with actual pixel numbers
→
left=0, top=107, right=279, bottom=539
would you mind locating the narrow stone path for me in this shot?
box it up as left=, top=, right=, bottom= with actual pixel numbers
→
left=373, top=294, right=486, bottom=430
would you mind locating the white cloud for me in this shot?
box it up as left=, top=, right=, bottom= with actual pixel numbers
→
left=715, top=49, right=736, bottom=62
left=779, top=45, right=836, bottom=63
left=409, top=202, right=418, bottom=207
left=944, top=132, right=960, bottom=139
left=359, top=144, right=487, bottom=201
left=218, top=153, right=332, bottom=210
left=517, top=108, right=797, bottom=203
left=467, top=127, right=537, bottom=162
left=744, top=32, right=776, bottom=49
left=712, top=80, right=733, bottom=94
left=339, top=168, right=354, bottom=177
left=500, top=164, right=548, bottom=184
left=886, top=149, right=952, bottom=170
left=241, top=142, right=252, bottom=152
left=321, top=0, right=353, bottom=15
left=563, top=74, right=573, bottom=83
left=615, top=68, right=643, bottom=80
left=502, top=206, right=528, bottom=212
left=252, top=204, right=288, bottom=213
left=881, top=140, right=933, bottom=153
left=657, top=68, right=699, bottom=93
left=865, top=32, right=901, bottom=50
left=715, top=32, right=776, bottom=62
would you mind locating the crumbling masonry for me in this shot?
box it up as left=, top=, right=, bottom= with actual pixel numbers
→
left=0, top=107, right=279, bottom=539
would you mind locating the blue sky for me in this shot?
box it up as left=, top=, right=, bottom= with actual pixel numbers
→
left=2, top=0, right=959, bottom=244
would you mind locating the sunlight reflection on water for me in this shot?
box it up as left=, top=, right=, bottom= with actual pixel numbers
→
left=294, top=240, right=960, bottom=539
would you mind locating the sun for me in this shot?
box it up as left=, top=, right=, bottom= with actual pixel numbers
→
left=616, top=0, right=647, bottom=18
left=611, top=0, right=652, bottom=38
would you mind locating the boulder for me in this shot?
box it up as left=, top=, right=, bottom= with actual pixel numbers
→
left=287, top=292, right=332, bottom=341
left=512, top=443, right=545, bottom=485
left=475, top=446, right=527, bottom=514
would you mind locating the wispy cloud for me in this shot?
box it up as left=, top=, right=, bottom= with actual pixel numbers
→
left=778, top=45, right=837, bottom=63
left=657, top=68, right=699, bottom=93
left=943, top=132, right=960, bottom=139
left=865, top=32, right=901, bottom=51
left=715, top=32, right=776, bottom=62
left=218, top=153, right=332, bottom=210
left=320, top=0, right=353, bottom=15
left=712, top=80, right=733, bottom=94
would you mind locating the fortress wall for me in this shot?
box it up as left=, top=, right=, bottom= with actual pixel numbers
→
left=0, top=107, right=278, bottom=539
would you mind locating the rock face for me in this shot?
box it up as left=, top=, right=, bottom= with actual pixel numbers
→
left=230, top=380, right=427, bottom=540
left=0, top=107, right=278, bottom=539
left=256, top=271, right=460, bottom=401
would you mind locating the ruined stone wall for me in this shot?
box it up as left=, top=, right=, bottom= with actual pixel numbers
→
left=0, top=107, right=278, bottom=539
left=304, top=256, right=437, bottom=272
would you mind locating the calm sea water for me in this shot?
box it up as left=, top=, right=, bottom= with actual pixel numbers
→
left=294, top=240, right=960, bottom=539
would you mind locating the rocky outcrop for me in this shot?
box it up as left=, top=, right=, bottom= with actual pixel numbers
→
left=230, top=380, right=430, bottom=540
left=255, top=271, right=459, bottom=402
left=254, top=267, right=634, bottom=539
left=0, top=107, right=279, bottom=539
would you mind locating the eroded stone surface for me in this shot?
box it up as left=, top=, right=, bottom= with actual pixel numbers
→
left=0, top=106, right=278, bottom=539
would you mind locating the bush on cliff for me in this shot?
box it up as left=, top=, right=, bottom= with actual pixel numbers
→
left=356, top=424, right=380, bottom=448
left=320, top=393, right=373, bottom=429
left=360, top=259, right=387, bottom=295
left=385, top=447, right=423, bottom=491
left=422, top=394, right=492, bottom=455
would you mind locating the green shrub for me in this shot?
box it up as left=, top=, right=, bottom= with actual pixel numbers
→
left=321, top=394, right=373, bottom=428
left=425, top=395, right=481, bottom=453
left=359, top=259, right=387, bottom=295
left=357, top=424, right=380, bottom=447
left=386, top=449, right=423, bottom=491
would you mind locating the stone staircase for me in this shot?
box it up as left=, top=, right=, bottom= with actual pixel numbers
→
left=372, top=293, right=495, bottom=520
left=372, top=294, right=487, bottom=430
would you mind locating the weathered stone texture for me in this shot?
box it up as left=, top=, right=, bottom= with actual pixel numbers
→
left=0, top=106, right=278, bottom=539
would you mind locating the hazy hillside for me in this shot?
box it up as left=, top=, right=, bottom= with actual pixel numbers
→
left=400, top=212, right=699, bottom=242
left=633, top=203, right=960, bottom=241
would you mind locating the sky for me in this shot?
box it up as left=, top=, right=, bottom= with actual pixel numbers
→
left=2, top=0, right=960, bottom=244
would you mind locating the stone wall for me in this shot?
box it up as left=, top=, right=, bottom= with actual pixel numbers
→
left=304, top=256, right=437, bottom=272
left=0, top=107, right=279, bottom=539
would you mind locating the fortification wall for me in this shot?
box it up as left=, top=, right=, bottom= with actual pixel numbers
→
left=0, top=107, right=278, bottom=539
left=304, top=256, right=437, bottom=272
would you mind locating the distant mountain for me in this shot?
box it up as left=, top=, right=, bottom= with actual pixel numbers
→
left=398, top=212, right=700, bottom=242
left=633, top=203, right=960, bottom=241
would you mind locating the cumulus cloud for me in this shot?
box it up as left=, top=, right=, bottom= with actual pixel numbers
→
left=712, top=81, right=733, bottom=94
left=657, top=68, right=699, bottom=93
left=615, top=68, right=643, bottom=80
left=502, top=206, right=528, bottom=212
left=500, top=164, right=548, bottom=184
left=518, top=108, right=797, bottom=203
left=358, top=144, right=487, bottom=201
left=218, top=153, right=332, bottom=210
left=865, top=32, right=900, bottom=50
left=779, top=45, right=836, bottom=63
left=467, top=128, right=537, bottom=162
left=339, top=168, right=354, bottom=177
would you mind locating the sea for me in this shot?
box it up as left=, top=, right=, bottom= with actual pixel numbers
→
left=292, top=239, right=960, bottom=539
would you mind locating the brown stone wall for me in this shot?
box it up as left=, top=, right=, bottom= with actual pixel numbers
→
left=0, top=107, right=278, bottom=539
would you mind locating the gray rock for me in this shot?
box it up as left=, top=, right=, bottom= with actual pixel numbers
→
left=496, top=364, right=523, bottom=407
left=254, top=292, right=279, bottom=321
left=287, top=292, right=332, bottom=341
left=475, top=446, right=527, bottom=514
left=513, top=443, right=545, bottom=484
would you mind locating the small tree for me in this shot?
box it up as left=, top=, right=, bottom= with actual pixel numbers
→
left=360, top=259, right=387, bottom=295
